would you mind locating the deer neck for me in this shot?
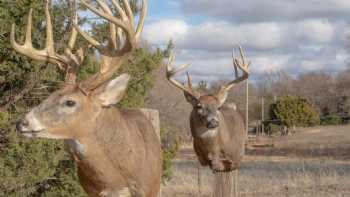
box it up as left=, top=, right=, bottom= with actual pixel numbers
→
left=66, top=107, right=126, bottom=161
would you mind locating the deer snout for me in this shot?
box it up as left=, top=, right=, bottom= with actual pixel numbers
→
left=16, top=111, right=46, bottom=135
left=16, top=119, right=29, bottom=132
left=207, top=118, right=219, bottom=129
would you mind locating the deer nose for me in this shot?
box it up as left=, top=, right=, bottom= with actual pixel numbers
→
left=16, top=119, right=29, bottom=132
left=207, top=119, right=219, bottom=129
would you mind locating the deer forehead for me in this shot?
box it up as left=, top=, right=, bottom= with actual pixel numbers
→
left=33, top=89, right=91, bottom=119
left=198, top=96, right=220, bottom=106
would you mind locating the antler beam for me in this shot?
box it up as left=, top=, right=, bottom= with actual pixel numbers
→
left=166, top=51, right=200, bottom=99
left=218, top=45, right=250, bottom=93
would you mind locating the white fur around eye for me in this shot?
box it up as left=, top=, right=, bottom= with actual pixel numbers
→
left=58, top=106, right=77, bottom=115
left=58, top=99, right=78, bottom=115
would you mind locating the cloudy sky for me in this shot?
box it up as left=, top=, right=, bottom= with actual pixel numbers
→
left=142, top=0, right=350, bottom=83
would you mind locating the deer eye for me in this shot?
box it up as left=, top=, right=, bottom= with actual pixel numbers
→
left=65, top=100, right=76, bottom=107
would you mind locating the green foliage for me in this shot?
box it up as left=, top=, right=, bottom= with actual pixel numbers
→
left=266, top=122, right=283, bottom=135
left=321, top=115, right=342, bottom=126
left=0, top=111, right=9, bottom=127
left=118, top=48, right=163, bottom=108
left=270, top=96, right=320, bottom=128
left=162, top=149, right=176, bottom=181
left=163, top=39, right=175, bottom=58
left=0, top=131, right=85, bottom=197
left=197, top=80, right=208, bottom=92
left=337, top=96, right=350, bottom=118
left=0, top=1, right=88, bottom=196
left=160, top=128, right=179, bottom=181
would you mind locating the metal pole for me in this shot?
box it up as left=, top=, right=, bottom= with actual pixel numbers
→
left=261, top=97, right=264, bottom=135
left=246, top=79, right=249, bottom=136
left=197, top=164, right=201, bottom=196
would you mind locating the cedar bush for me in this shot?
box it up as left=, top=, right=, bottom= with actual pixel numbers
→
left=270, top=96, right=320, bottom=128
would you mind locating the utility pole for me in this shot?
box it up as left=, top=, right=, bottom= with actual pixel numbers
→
left=261, top=97, right=265, bottom=135
left=246, top=79, right=249, bottom=136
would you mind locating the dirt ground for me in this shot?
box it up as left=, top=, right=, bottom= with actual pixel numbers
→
left=161, top=125, right=350, bottom=197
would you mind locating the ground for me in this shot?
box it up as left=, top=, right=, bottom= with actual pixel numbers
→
left=161, top=125, right=350, bottom=197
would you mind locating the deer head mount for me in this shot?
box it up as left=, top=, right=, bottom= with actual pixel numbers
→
left=13, top=1, right=162, bottom=196
left=166, top=46, right=250, bottom=129
left=13, top=0, right=147, bottom=138
left=166, top=46, right=250, bottom=172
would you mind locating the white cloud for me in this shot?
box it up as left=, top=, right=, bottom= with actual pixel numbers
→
left=239, top=23, right=284, bottom=50
left=251, top=55, right=291, bottom=74
left=143, top=1, right=348, bottom=80
left=143, top=19, right=189, bottom=45
left=182, top=21, right=285, bottom=50
left=300, top=60, right=325, bottom=72
left=178, top=0, right=350, bottom=22
left=295, top=19, right=335, bottom=44
left=145, top=19, right=339, bottom=52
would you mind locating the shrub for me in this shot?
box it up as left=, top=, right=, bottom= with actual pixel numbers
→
left=266, top=123, right=283, bottom=135
left=270, top=96, right=320, bottom=128
left=160, top=128, right=179, bottom=181
left=321, top=115, right=342, bottom=125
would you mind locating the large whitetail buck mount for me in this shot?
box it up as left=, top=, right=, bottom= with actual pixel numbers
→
left=166, top=47, right=250, bottom=172
left=13, top=0, right=162, bottom=196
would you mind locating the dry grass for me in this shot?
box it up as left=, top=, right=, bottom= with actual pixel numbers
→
left=161, top=125, right=350, bottom=197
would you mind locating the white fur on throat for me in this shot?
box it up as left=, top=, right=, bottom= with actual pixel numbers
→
left=66, top=139, right=86, bottom=159
left=197, top=126, right=218, bottom=139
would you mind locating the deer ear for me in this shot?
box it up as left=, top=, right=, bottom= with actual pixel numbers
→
left=94, top=74, right=130, bottom=107
left=184, top=92, right=198, bottom=106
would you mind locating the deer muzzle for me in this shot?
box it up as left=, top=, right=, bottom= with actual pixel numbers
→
left=16, top=111, right=46, bottom=137
left=207, top=119, right=219, bottom=129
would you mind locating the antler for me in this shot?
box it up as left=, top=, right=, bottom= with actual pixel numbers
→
left=166, top=52, right=200, bottom=99
left=74, top=0, right=147, bottom=90
left=10, top=0, right=84, bottom=84
left=218, top=45, right=250, bottom=94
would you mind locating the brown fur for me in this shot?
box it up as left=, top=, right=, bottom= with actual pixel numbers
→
left=188, top=95, right=246, bottom=172
left=17, top=85, right=162, bottom=197
left=70, top=108, right=162, bottom=197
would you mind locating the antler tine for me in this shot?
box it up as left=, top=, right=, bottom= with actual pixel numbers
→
left=44, top=0, right=55, bottom=54
left=11, top=0, right=84, bottom=85
left=96, top=0, right=118, bottom=50
left=25, top=9, right=33, bottom=45
left=166, top=52, right=200, bottom=98
left=135, top=0, right=147, bottom=40
left=80, top=0, right=134, bottom=48
left=219, top=45, right=250, bottom=92
left=66, top=13, right=84, bottom=63
left=10, top=0, right=64, bottom=68
left=122, top=0, right=135, bottom=29
left=76, top=0, right=148, bottom=90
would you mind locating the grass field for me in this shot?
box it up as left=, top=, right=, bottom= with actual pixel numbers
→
left=161, top=125, right=350, bottom=197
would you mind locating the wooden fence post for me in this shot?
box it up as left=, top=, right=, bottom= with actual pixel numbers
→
left=197, top=164, right=202, bottom=196
left=140, top=109, right=161, bottom=197
left=213, top=170, right=239, bottom=197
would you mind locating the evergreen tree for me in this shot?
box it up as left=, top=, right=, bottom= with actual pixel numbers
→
left=163, top=39, right=175, bottom=58
left=270, top=96, right=320, bottom=129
